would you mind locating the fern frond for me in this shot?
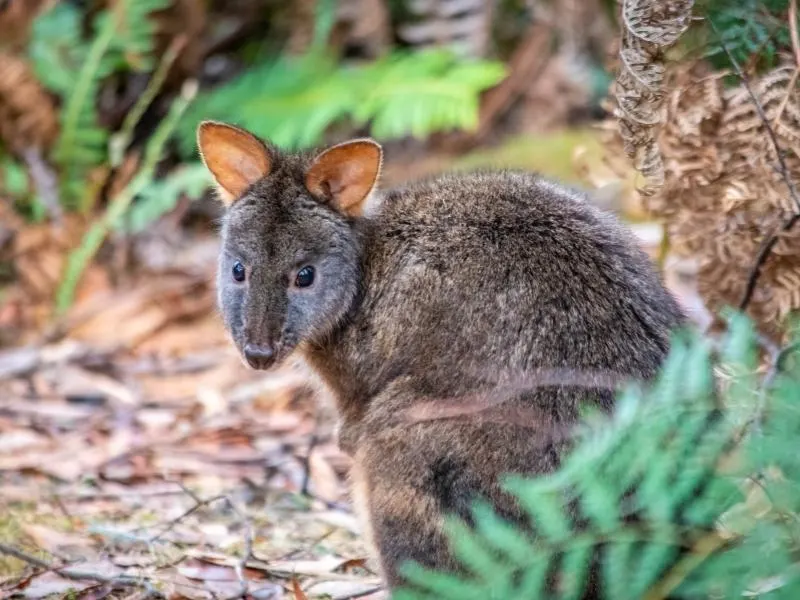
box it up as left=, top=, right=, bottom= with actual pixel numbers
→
left=29, top=0, right=170, bottom=210
left=180, top=55, right=355, bottom=152
left=53, top=9, right=119, bottom=210
left=353, top=50, right=506, bottom=139
left=699, top=0, right=791, bottom=72
left=398, top=321, right=800, bottom=599
left=56, top=82, right=197, bottom=314
left=121, top=162, right=210, bottom=233
left=28, top=3, right=86, bottom=95
left=178, top=49, right=505, bottom=153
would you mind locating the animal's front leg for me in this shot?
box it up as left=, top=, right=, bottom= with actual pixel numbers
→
left=350, top=438, right=458, bottom=592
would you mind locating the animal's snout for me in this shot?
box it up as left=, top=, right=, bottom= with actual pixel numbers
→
left=243, top=343, right=275, bottom=370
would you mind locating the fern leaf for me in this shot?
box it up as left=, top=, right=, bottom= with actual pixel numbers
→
left=29, top=3, right=86, bottom=95
left=353, top=50, right=506, bottom=139
left=396, top=321, right=800, bottom=600
left=559, top=543, right=593, bottom=600
left=53, top=9, right=118, bottom=210
left=121, top=163, right=210, bottom=233
left=178, top=49, right=505, bottom=154
left=56, top=82, right=196, bottom=314
left=630, top=542, right=678, bottom=596
left=601, top=539, right=637, bottom=600
left=443, top=516, right=505, bottom=581
left=505, top=482, right=574, bottom=544
left=398, top=562, right=486, bottom=600
left=29, top=0, right=170, bottom=210
left=471, top=501, right=536, bottom=568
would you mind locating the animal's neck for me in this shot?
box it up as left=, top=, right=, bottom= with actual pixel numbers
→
left=304, top=245, right=372, bottom=423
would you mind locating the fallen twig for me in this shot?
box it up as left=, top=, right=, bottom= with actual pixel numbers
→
left=336, top=586, right=385, bottom=600
left=142, top=487, right=255, bottom=598
left=21, top=147, right=62, bottom=226
left=0, top=542, right=166, bottom=598
left=147, top=494, right=228, bottom=544
left=223, top=496, right=254, bottom=600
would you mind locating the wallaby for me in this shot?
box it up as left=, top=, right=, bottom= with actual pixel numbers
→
left=197, top=121, right=685, bottom=596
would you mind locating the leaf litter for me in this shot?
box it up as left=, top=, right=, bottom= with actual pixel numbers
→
left=0, top=216, right=383, bottom=600
left=0, top=139, right=708, bottom=600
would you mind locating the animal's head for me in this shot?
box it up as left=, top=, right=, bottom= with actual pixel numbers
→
left=197, top=121, right=383, bottom=370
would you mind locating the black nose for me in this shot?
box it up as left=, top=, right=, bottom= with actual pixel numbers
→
left=243, top=343, right=275, bottom=370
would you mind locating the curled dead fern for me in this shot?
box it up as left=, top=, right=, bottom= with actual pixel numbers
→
left=613, top=0, right=696, bottom=196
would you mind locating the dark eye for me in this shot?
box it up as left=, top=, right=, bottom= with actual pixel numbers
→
left=232, top=261, right=246, bottom=282
left=295, top=266, right=315, bottom=288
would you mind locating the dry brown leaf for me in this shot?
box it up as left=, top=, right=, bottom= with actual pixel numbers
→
left=265, top=557, right=352, bottom=577
left=308, top=451, right=342, bottom=504
left=0, top=52, right=58, bottom=154
left=21, top=524, right=94, bottom=556
left=0, top=0, right=56, bottom=50
left=291, top=577, right=308, bottom=600
left=0, top=428, right=50, bottom=453
left=304, top=580, right=383, bottom=599
left=639, top=63, right=800, bottom=335
left=14, top=572, right=94, bottom=599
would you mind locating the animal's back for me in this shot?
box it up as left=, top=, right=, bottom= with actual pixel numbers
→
left=335, top=171, right=684, bottom=593
left=355, top=170, right=683, bottom=402
left=195, top=123, right=685, bottom=595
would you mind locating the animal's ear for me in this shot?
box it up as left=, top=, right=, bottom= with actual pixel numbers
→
left=305, top=139, right=383, bottom=217
left=197, top=121, right=272, bottom=205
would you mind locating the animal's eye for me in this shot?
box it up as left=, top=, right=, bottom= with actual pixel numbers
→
left=232, top=261, right=246, bottom=282
left=295, top=266, right=315, bottom=288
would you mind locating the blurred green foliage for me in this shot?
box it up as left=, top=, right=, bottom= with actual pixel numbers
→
left=699, top=0, right=792, bottom=72
left=9, top=0, right=505, bottom=313
left=30, top=0, right=172, bottom=210
left=177, top=49, right=505, bottom=153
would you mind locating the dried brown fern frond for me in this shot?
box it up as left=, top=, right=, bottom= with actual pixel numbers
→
left=0, top=0, right=56, bottom=50
left=396, top=0, right=495, bottom=58
left=612, top=0, right=695, bottom=196
left=656, top=63, right=800, bottom=335
left=0, top=51, right=58, bottom=155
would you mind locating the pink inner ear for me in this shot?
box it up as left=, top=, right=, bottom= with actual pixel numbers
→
left=238, top=157, right=265, bottom=183
left=198, top=122, right=272, bottom=204
left=305, top=140, right=382, bottom=215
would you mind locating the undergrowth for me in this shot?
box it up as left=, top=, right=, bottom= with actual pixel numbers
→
left=396, top=315, right=800, bottom=599
left=5, top=0, right=506, bottom=315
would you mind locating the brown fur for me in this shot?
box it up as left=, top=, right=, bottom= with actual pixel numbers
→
left=197, top=123, right=686, bottom=595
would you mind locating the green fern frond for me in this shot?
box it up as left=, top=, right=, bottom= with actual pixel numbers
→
left=29, top=3, right=86, bottom=95
left=353, top=50, right=506, bottom=139
left=0, top=156, right=29, bottom=199
left=178, top=49, right=505, bottom=153
left=56, top=82, right=197, bottom=315
left=698, top=0, right=791, bottom=72
left=120, top=162, right=210, bottom=233
left=398, top=322, right=800, bottom=599
left=180, top=55, right=355, bottom=152
left=29, top=0, right=170, bottom=210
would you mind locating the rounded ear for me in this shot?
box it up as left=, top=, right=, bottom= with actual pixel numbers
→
left=197, top=121, right=272, bottom=206
left=305, top=139, right=383, bottom=217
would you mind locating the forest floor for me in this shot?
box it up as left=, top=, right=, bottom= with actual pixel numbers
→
left=0, top=130, right=709, bottom=600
